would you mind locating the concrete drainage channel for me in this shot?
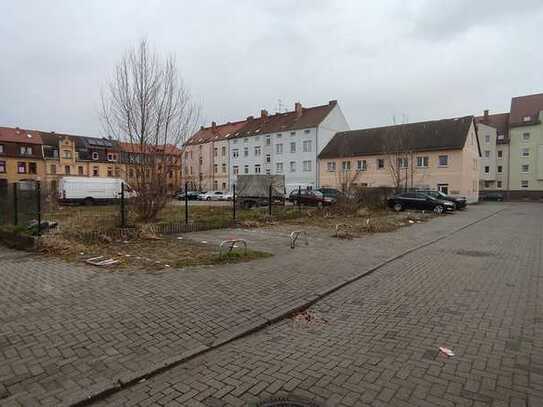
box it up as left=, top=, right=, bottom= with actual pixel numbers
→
left=71, top=207, right=506, bottom=407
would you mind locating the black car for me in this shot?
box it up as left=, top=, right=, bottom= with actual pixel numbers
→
left=387, top=192, right=456, bottom=214
left=479, top=191, right=504, bottom=201
left=317, top=187, right=341, bottom=199
left=420, top=190, right=467, bottom=209
left=175, top=191, right=200, bottom=200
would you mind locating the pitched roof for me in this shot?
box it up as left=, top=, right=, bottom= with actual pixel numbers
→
left=184, top=100, right=338, bottom=146
left=319, top=116, right=475, bottom=159
left=119, top=142, right=181, bottom=155
left=232, top=101, right=337, bottom=139
left=185, top=120, right=248, bottom=146
left=510, top=92, right=543, bottom=126
left=0, top=127, right=44, bottom=145
left=475, top=112, right=510, bottom=144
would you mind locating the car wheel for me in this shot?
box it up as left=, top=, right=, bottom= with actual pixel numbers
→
left=433, top=205, right=444, bottom=215
left=83, top=197, right=94, bottom=206
left=206, top=197, right=211, bottom=201
left=393, top=202, right=403, bottom=212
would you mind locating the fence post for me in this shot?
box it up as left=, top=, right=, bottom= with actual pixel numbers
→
left=184, top=181, right=188, bottom=224
left=13, top=183, right=18, bottom=226
left=120, top=182, right=126, bottom=228
left=268, top=184, right=272, bottom=216
left=232, top=184, right=236, bottom=221
left=36, top=181, right=41, bottom=236
left=297, top=185, right=301, bottom=212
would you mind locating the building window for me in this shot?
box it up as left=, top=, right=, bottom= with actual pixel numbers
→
left=17, top=162, right=26, bottom=174
left=357, top=160, right=367, bottom=171
left=521, top=180, right=529, bottom=188
left=416, top=156, right=429, bottom=168
left=266, top=135, right=271, bottom=145
left=28, top=162, right=37, bottom=174
left=438, top=155, right=448, bottom=167
left=233, top=165, right=239, bottom=175
left=92, top=152, right=99, bottom=160
left=485, top=135, right=490, bottom=143
left=0, top=161, right=5, bottom=173
left=221, top=146, right=226, bottom=156
left=254, top=164, right=261, bottom=174
left=93, top=167, right=99, bottom=176
left=222, top=182, right=226, bottom=190
left=484, top=166, right=490, bottom=174
left=276, top=133, right=282, bottom=139
left=377, top=159, right=385, bottom=169
left=50, top=164, right=56, bottom=174
left=523, top=116, right=531, bottom=122
left=265, top=169, right=271, bottom=175
left=222, top=163, right=226, bottom=173
left=0, top=144, right=4, bottom=154
left=62, top=150, right=72, bottom=159
left=521, top=148, right=530, bottom=157
left=244, top=137, right=248, bottom=143
left=19, top=146, right=32, bottom=155
left=327, top=161, right=336, bottom=172
left=303, top=160, right=312, bottom=172
left=484, top=150, right=490, bottom=158
left=497, top=134, right=505, bottom=141
left=522, top=133, right=530, bottom=142
left=232, top=149, right=239, bottom=158
left=276, top=162, right=283, bottom=173
left=497, top=165, right=503, bottom=174
left=254, top=146, right=261, bottom=156
left=342, top=161, right=351, bottom=171
left=303, top=140, right=312, bottom=152
left=304, top=129, right=310, bottom=134
left=232, top=139, right=238, bottom=144
left=244, top=147, right=249, bottom=157
left=65, top=166, right=71, bottom=175
left=107, top=168, right=113, bottom=177
left=290, top=142, right=296, bottom=153
left=497, top=181, right=502, bottom=189
left=244, top=165, right=249, bottom=174
left=497, top=150, right=503, bottom=159
left=213, top=164, right=218, bottom=174
left=290, top=131, right=296, bottom=136
left=290, top=161, right=296, bottom=172
left=398, top=158, right=408, bottom=169
left=213, top=147, right=218, bottom=157
left=521, top=164, right=529, bottom=173
left=265, top=154, right=271, bottom=163
left=437, top=184, right=449, bottom=194
left=484, top=181, right=492, bottom=188
left=78, top=166, right=84, bottom=175
left=276, top=144, right=283, bottom=154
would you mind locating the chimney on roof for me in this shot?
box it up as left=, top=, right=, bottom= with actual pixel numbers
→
left=260, top=109, right=268, bottom=119
left=211, top=121, right=217, bottom=129
left=328, top=100, right=337, bottom=106
left=247, top=115, right=254, bottom=121
left=483, top=109, right=489, bottom=120
left=200, top=125, right=204, bottom=131
left=294, top=102, right=302, bottom=118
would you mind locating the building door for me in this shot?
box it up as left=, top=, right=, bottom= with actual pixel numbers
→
left=437, top=184, right=449, bottom=194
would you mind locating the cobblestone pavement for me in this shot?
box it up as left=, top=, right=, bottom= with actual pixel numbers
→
left=0, top=204, right=504, bottom=406
left=93, top=203, right=543, bottom=407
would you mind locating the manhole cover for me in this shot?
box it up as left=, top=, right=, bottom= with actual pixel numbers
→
left=255, top=397, right=321, bottom=407
left=455, top=249, right=494, bottom=257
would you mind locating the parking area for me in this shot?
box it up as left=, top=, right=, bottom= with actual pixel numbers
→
left=0, top=203, right=512, bottom=406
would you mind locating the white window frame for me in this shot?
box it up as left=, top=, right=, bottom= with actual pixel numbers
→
left=521, top=180, right=529, bottom=188
left=276, top=143, right=283, bottom=154
left=289, top=161, right=296, bottom=172
left=302, top=140, right=312, bottom=152
left=327, top=161, right=336, bottom=172
left=254, top=164, right=261, bottom=174
left=438, top=155, right=448, bottom=167
left=303, top=160, right=312, bottom=172
left=232, top=149, right=239, bottom=158
left=416, top=156, right=429, bottom=168
left=290, top=142, right=296, bottom=153
left=276, top=162, right=283, bottom=173
left=357, top=160, right=367, bottom=171
left=521, top=148, right=530, bottom=157
left=521, top=164, right=529, bottom=173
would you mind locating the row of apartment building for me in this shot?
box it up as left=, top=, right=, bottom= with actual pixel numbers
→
left=0, top=127, right=182, bottom=192
left=2, top=92, right=542, bottom=201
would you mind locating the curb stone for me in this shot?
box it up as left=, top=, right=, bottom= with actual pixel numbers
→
left=70, top=207, right=506, bottom=407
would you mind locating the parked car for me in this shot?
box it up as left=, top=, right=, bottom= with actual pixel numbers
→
left=58, top=176, right=136, bottom=205
left=479, top=191, right=504, bottom=201
left=419, top=190, right=467, bottom=209
left=197, top=191, right=208, bottom=200
left=387, top=192, right=455, bottom=214
left=199, top=191, right=226, bottom=201
left=288, top=189, right=335, bottom=207
left=221, top=192, right=233, bottom=201
left=317, top=187, right=342, bottom=200
left=175, top=190, right=200, bottom=200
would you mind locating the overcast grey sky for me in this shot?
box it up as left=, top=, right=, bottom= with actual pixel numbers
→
left=1, top=0, right=542, bottom=136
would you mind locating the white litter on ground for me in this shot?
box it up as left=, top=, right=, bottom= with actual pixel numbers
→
left=439, top=346, right=455, bottom=357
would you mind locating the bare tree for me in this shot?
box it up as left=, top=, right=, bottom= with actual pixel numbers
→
left=382, top=122, right=412, bottom=192
left=101, top=39, right=200, bottom=220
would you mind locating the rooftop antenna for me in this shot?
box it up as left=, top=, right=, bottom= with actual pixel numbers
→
left=277, top=98, right=285, bottom=113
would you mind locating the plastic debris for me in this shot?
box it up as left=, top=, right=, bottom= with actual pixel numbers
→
left=439, top=346, right=455, bottom=357
left=85, top=256, right=119, bottom=267
left=177, top=237, right=183, bottom=240
left=201, top=240, right=208, bottom=244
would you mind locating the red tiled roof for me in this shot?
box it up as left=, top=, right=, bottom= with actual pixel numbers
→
left=0, top=127, right=44, bottom=144
left=185, top=120, right=248, bottom=146
left=509, top=93, right=543, bottom=126
left=475, top=112, right=510, bottom=144
left=232, top=101, right=337, bottom=139
left=185, top=100, right=338, bottom=146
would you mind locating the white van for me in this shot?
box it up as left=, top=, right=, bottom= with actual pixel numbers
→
left=58, top=177, right=135, bottom=205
